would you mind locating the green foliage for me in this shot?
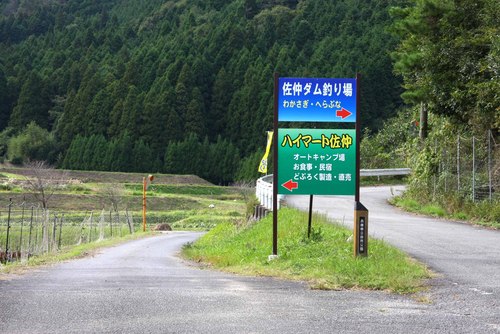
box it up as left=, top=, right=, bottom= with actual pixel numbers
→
left=62, top=134, right=155, bottom=172
left=390, top=113, right=500, bottom=225
left=7, top=122, right=58, bottom=164
left=391, top=0, right=499, bottom=131
left=235, top=148, right=265, bottom=182
left=360, top=108, right=418, bottom=169
left=164, top=134, right=240, bottom=185
left=183, top=208, right=431, bottom=293
left=0, top=68, right=12, bottom=131
left=0, top=0, right=406, bottom=183
left=392, top=194, right=499, bottom=228
left=0, top=127, right=16, bottom=159
left=9, top=72, right=51, bottom=130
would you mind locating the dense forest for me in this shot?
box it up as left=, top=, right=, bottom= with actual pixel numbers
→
left=0, top=0, right=405, bottom=183
left=0, top=0, right=497, bottom=187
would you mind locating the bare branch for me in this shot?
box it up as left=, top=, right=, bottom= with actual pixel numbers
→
left=23, top=161, right=69, bottom=209
left=97, top=183, right=125, bottom=212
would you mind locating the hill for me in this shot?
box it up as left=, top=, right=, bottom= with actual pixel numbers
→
left=0, top=0, right=405, bottom=183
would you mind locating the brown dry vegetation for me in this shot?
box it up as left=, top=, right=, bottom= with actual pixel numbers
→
left=0, top=166, right=211, bottom=185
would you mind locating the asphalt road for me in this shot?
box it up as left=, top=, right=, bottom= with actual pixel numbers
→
left=0, top=187, right=499, bottom=333
left=286, top=186, right=500, bottom=291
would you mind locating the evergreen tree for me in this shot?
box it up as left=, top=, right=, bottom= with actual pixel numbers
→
left=132, top=139, right=153, bottom=172
left=0, top=0, right=415, bottom=183
left=391, top=0, right=499, bottom=131
left=119, top=86, right=143, bottom=141
left=62, top=135, right=85, bottom=169
left=90, top=134, right=108, bottom=171
left=9, top=72, right=51, bottom=130
left=184, top=88, right=206, bottom=137
left=81, top=134, right=98, bottom=170
left=112, top=132, right=133, bottom=171
left=164, top=141, right=181, bottom=174
left=0, top=69, right=11, bottom=131
left=209, top=68, right=232, bottom=140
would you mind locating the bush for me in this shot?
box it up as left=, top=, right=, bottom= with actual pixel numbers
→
left=7, top=122, right=59, bottom=164
left=360, top=108, right=417, bottom=169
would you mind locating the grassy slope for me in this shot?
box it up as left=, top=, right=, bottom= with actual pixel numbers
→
left=390, top=195, right=500, bottom=229
left=183, top=208, right=431, bottom=293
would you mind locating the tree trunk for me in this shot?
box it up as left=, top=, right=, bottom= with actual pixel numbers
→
left=419, top=102, right=428, bottom=141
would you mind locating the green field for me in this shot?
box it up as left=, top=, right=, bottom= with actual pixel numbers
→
left=0, top=166, right=248, bottom=264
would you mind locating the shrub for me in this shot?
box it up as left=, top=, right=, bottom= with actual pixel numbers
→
left=7, top=122, right=58, bottom=164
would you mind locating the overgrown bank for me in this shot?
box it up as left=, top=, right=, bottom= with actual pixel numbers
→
left=182, top=208, right=431, bottom=294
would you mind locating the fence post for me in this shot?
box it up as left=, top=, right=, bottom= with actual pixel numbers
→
left=19, top=199, right=25, bottom=257
left=28, top=206, right=34, bottom=258
left=109, top=209, right=113, bottom=237
left=88, top=211, right=93, bottom=243
left=126, top=208, right=133, bottom=234
left=52, top=214, right=57, bottom=252
left=99, top=209, right=105, bottom=241
left=35, top=207, right=40, bottom=253
left=443, top=148, right=449, bottom=193
left=35, top=207, right=40, bottom=254
left=4, top=198, right=12, bottom=262
left=58, top=214, right=64, bottom=250
left=118, top=211, right=122, bottom=237
left=433, top=139, right=437, bottom=200
left=78, top=216, right=85, bottom=245
left=42, top=209, right=49, bottom=253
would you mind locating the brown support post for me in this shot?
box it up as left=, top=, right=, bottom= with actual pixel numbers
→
left=272, top=72, right=279, bottom=256
left=355, top=73, right=361, bottom=204
left=353, top=73, right=369, bottom=257
left=307, top=195, right=313, bottom=239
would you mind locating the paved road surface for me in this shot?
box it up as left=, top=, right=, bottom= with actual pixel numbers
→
left=0, top=187, right=499, bottom=333
left=286, top=186, right=500, bottom=291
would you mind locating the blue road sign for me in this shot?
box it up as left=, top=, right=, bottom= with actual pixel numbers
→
left=278, top=77, right=356, bottom=122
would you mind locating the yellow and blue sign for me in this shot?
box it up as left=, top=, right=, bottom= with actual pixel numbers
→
left=278, top=78, right=356, bottom=122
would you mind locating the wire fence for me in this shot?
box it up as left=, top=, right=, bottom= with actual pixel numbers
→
left=430, top=130, right=498, bottom=203
left=0, top=200, right=145, bottom=264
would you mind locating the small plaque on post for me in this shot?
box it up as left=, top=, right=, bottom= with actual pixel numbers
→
left=354, top=202, right=368, bottom=257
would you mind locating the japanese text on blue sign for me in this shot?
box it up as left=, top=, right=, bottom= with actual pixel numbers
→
left=278, top=78, right=356, bottom=122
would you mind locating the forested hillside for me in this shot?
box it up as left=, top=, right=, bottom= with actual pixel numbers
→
left=0, top=0, right=405, bottom=183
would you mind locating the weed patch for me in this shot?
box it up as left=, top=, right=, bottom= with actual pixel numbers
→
left=392, top=193, right=499, bottom=229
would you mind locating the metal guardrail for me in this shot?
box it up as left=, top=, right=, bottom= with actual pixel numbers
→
left=360, top=168, right=411, bottom=177
left=255, top=175, right=283, bottom=210
left=256, top=168, right=411, bottom=210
